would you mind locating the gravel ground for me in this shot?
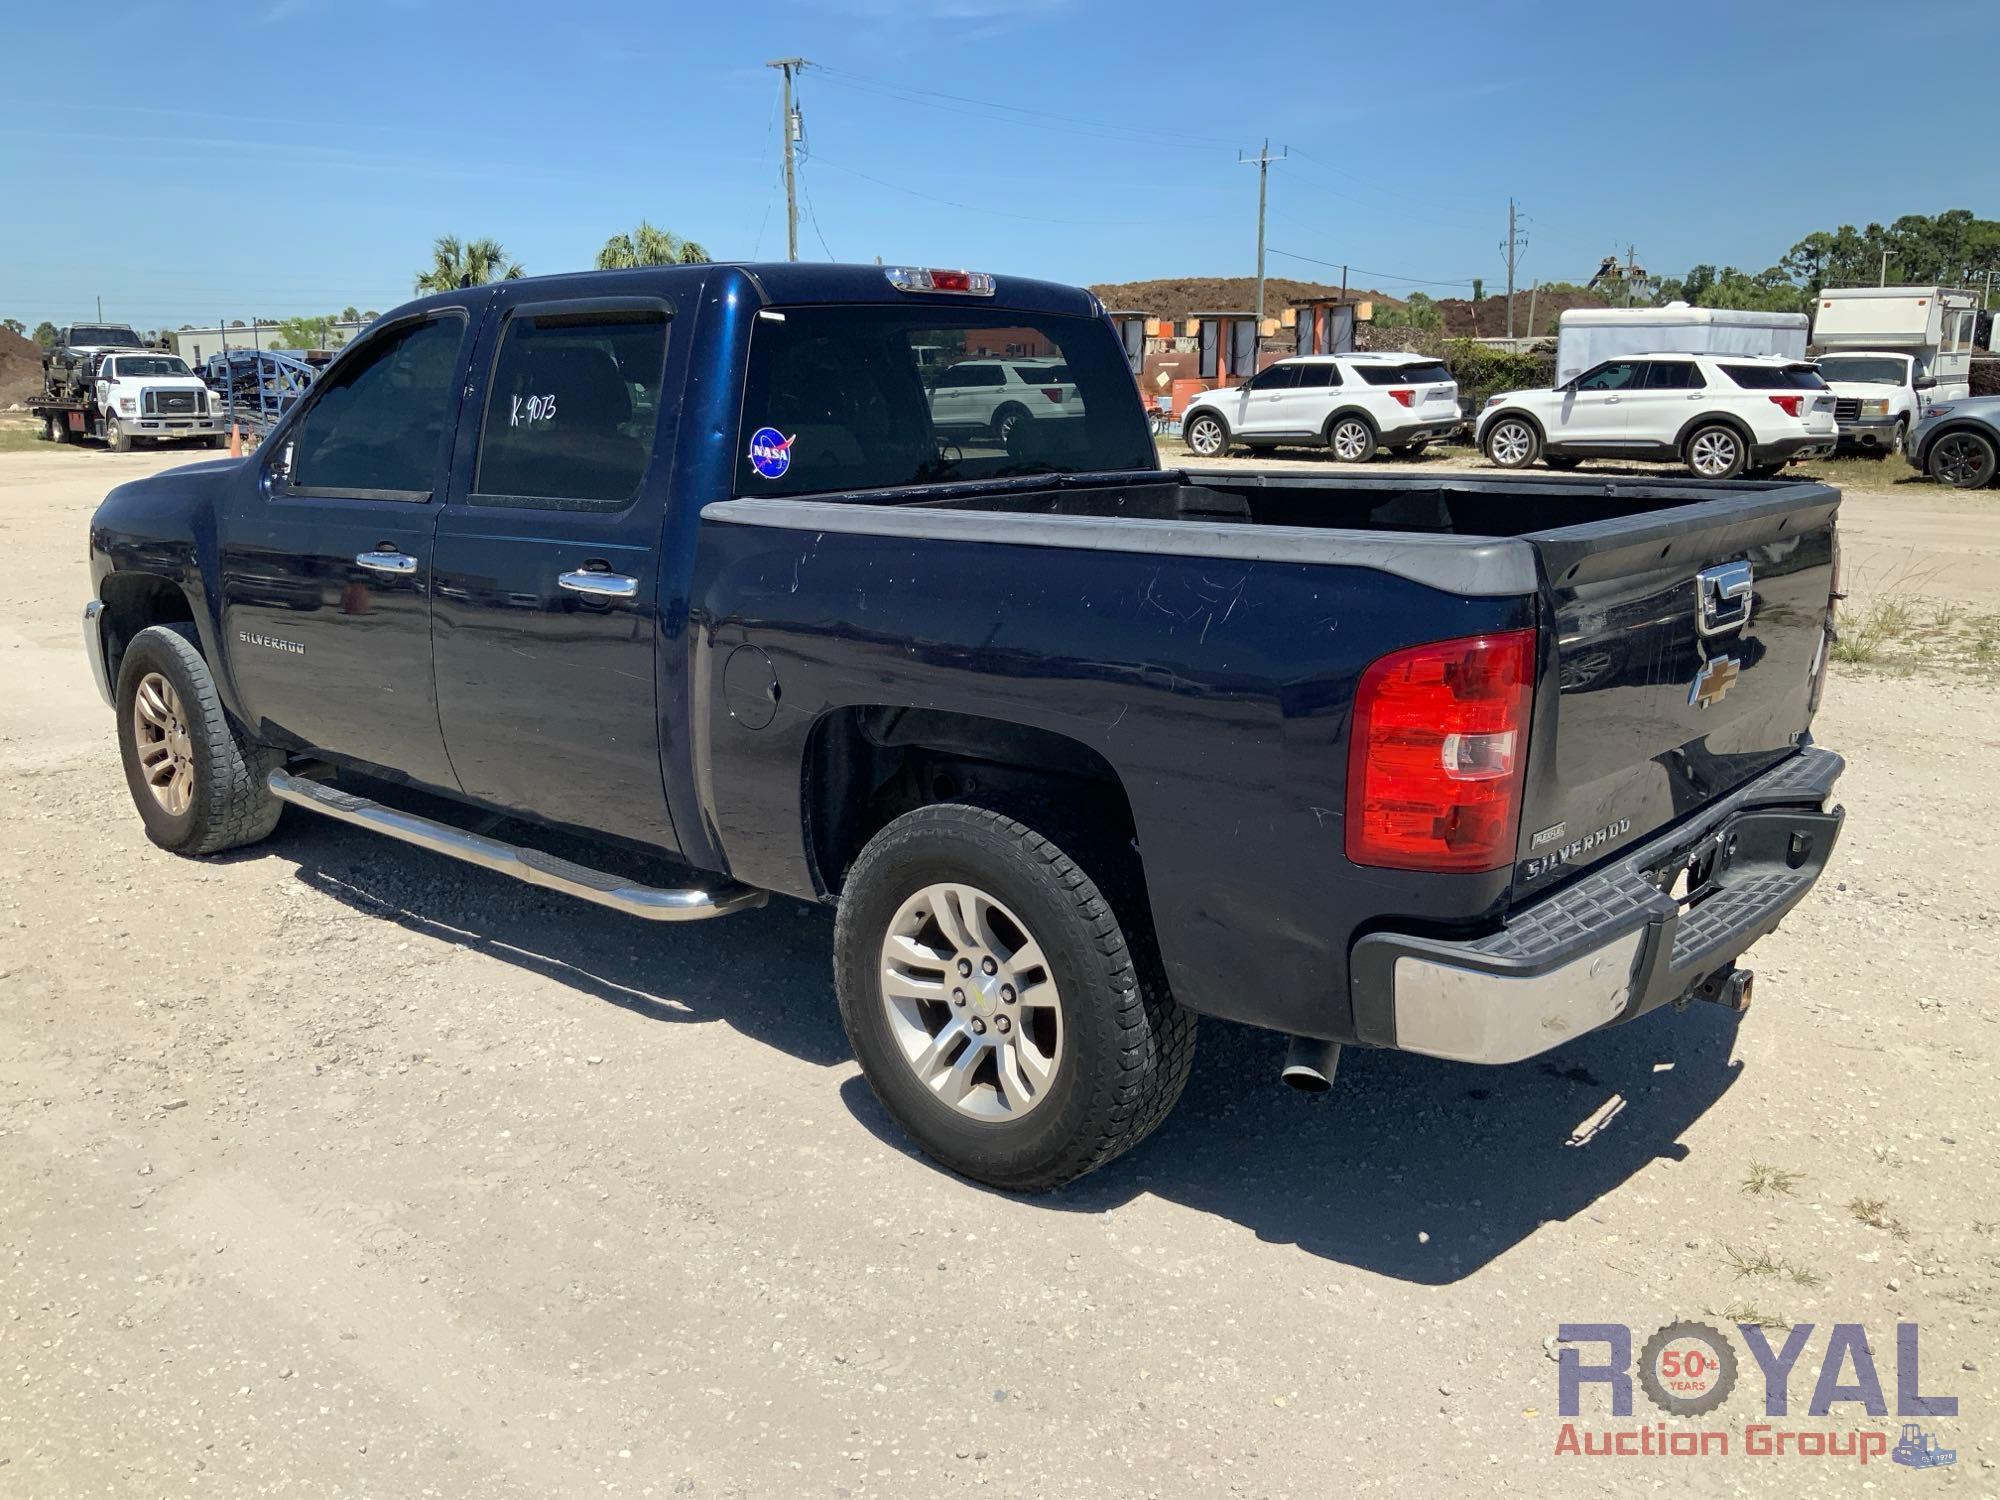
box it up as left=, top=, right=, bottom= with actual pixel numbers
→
left=2, top=443, right=1995, bottom=1497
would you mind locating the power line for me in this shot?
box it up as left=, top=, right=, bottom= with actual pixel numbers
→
left=1267, top=248, right=1476, bottom=289
left=810, top=67, right=1237, bottom=153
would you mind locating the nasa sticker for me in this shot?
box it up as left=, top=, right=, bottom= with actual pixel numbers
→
left=747, top=427, right=795, bottom=480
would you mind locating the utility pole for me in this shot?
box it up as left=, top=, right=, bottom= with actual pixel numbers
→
left=1502, top=199, right=1528, bottom=338
left=1880, top=248, right=1891, bottom=287
left=1239, top=140, right=1287, bottom=362
left=1624, top=243, right=1639, bottom=307
left=96, top=294, right=103, bottom=322
left=767, top=57, right=810, bottom=262
left=1526, top=279, right=1540, bottom=341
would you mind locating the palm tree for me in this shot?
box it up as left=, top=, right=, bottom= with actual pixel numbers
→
left=414, top=235, right=524, bottom=293
left=595, top=220, right=711, bottom=269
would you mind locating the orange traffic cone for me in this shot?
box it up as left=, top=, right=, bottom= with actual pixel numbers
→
left=228, top=423, right=242, bottom=458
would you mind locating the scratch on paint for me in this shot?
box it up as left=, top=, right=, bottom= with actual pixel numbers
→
left=1106, top=703, right=1128, bottom=729
left=1309, top=805, right=1337, bottom=828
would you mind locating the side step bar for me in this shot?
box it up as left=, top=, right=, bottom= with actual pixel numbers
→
left=267, top=770, right=768, bottom=922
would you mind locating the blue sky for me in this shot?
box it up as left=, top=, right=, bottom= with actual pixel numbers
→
left=7, top=0, right=1997, bottom=332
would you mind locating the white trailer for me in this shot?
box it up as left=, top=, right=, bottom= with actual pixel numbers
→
left=1555, top=303, right=1808, bottom=384
left=1811, top=285, right=1980, bottom=398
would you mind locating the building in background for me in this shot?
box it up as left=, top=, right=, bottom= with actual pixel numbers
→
left=169, top=319, right=373, bottom=365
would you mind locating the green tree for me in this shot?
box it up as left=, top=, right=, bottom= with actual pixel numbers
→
left=414, top=235, right=523, bottom=293
left=1372, top=291, right=1444, bottom=333
left=595, top=220, right=710, bottom=269
left=1, top=318, right=23, bottom=336
left=275, top=314, right=336, bottom=349
left=339, top=305, right=361, bottom=322
left=33, top=321, right=58, bottom=349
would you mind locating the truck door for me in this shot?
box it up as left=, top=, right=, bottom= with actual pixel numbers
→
left=429, top=292, right=684, bottom=851
left=217, top=301, right=484, bottom=789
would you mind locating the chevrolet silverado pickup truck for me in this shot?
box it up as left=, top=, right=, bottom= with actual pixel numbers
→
left=84, top=263, right=1846, bottom=1191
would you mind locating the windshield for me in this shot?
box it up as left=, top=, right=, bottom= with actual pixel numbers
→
left=1814, top=356, right=1907, bottom=386
left=72, top=326, right=142, bottom=347
left=736, top=305, right=1152, bottom=496
left=108, top=356, right=192, bottom=378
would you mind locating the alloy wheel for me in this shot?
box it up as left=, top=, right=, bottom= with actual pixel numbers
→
left=1332, top=420, right=1371, bottom=460
left=132, top=672, right=196, bottom=817
left=1489, top=421, right=1533, bottom=466
left=1185, top=416, right=1223, bottom=457
left=1933, top=433, right=1990, bottom=487
left=877, top=882, right=1064, bottom=1121
left=1690, top=430, right=1740, bottom=477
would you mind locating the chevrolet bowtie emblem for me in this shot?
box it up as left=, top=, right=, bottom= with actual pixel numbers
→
left=1688, top=655, right=1741, bottom=709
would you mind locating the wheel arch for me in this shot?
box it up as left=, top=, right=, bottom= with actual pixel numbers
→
left=1481, top=408, right=1546, bottom=446
left=1322, top=405, right=1380, bottom=439
left=802, top=705, right=1145, bottom=910
left=97, top=572, right=199, bottom=691
left=1914, top=419, right=1998, bottom=470
left=1674, top=411, right=1755, bottom=457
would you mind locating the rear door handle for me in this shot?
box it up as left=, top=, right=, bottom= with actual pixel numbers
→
left=559, top=569, right=639, bottom=600
left=355, top=549, right=418, bottom=575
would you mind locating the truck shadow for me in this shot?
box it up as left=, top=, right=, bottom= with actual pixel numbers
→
left=269, top=814, right=1741, bottom=1285
left=841, top=1005, right=1744, bottom=1286
left=266, top=816, right=853, bottom=1070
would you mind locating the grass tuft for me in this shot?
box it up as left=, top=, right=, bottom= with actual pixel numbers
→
left=1742, top=1162, right=1804, bottom=1197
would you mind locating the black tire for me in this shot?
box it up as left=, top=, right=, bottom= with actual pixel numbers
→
left=1182, top=409, right=1229, bottom=458
left=1483, top=415, right=1541, bottom=468
left=1544, top=454, right=1582, bottom=471
left=1327, top=414, right=1377, bottom=463
left=105, top=413, right=133, bottom=453
left=207, top=434, right=229, bottom=450
left=833, top=804, right=1196, bottom=1192
left=1684, top=423, right=1748, bottom=480
left=115, top=623, right=283, bottom=856
left=1387, top=441, right=1429, bottom=459
left=1744, top=462, right=1786, bottom=480
left=46, top=413, right=69, bottom=445
left=1927, top=428, right=1998, bottom=489
left=990, top=402, right=1029, bottom=448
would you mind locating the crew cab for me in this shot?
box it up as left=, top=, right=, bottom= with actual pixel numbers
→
left=1180, top=352, right=1463, bottom=462
left=1478, top=352, right=1837, bottom=478
left=84, top=264, right=1846, bottom=1191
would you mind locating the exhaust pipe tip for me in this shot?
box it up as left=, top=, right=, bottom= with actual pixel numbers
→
left=1281, top=1036, right=1342, bottom=1092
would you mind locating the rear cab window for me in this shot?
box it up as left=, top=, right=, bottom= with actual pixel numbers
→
left=735, top=305, right=1153, bottom=496
left=472, top=301, right=671, bottom=509
left=1720, top=363, right=1827, bottom=390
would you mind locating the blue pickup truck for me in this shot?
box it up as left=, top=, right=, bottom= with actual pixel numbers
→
left=84, top=263, right=1845, bottom=1189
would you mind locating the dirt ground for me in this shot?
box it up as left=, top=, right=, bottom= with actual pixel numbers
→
left=2, top=439, right=1995, bottom=1498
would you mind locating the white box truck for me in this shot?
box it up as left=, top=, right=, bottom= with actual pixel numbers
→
left=1555, top=303, right=1809, bottom=385
left=1810, top=287, right=1979, bottom=453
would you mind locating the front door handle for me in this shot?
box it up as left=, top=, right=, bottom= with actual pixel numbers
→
left=355, top=549, right=418, bottom=575
left=559, top=569, right=639, bottom=600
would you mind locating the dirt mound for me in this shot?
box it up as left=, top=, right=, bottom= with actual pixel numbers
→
left=1089, top=276, right=1398, bottom=322
left=1432, top=289, right=1615, bottom=340
left=0, top=327, right=44, bottom=409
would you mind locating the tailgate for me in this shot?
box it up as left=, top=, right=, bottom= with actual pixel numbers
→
left=1514, top=485, right=1838, bottom=896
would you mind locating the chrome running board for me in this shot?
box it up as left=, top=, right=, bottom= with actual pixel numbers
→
left=267, top=769, right=768, bottom=922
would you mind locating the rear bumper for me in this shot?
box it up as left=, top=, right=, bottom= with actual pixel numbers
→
left=1349, top=747, right=1843, bottom=1064
left=1752, top=434, right=1837, bottom=465
left=1379, top=417, right=1465, bottom=447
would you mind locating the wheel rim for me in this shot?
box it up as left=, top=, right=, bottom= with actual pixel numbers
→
left=1491, top=421, right=1531, bottom=466
left=132, top=671, right=196, bottom=817
left=106, top=417, right=120, bottom=445
left=1333, top=420, right=1369, bottom=460
left=1690, top=430, right=1738, bottom=476
left=877, top=882, right=1064, bottom=1122
left=1186, top=417, right=1221, bottom=456
left=1935, top=434, right=1987, bottom=485
left=996, top=410, right=1020, bottom=443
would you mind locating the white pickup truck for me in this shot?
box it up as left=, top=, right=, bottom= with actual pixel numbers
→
left=1812, top=351, right=1938, bottom=456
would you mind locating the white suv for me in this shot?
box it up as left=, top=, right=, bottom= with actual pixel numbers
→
left=1477, top=352, right=1837, bottom=479
left=927, top=356, right=1081, bottom=449
left=1179, top=353, right=1463, bottom=462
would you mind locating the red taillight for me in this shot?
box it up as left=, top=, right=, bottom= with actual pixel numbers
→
left=1768, top=394, right=1802, bottom=417
left=1346, top=630, right=1536, bottom=872
left=1388, top=388, right=1415, bottom=408
left=1041, top=386, right=1065, bottom=402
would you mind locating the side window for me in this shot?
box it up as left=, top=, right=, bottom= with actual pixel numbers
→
left=287, top=315, right=467, bottom=496
left=1643, top=361, right=1703, bottom=390
left=1575, top=361, right=1640, bottom=391
left=472, top=305, right=670, bottom=509
left=1247, top=365, right=1301, bottom=391
left=1293, top=364, right=1337, bottom=388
